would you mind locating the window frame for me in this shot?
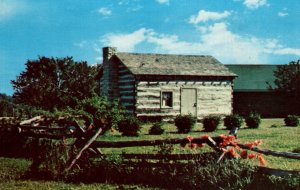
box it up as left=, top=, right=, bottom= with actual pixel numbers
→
left=160, top=91, right=173, bottom=109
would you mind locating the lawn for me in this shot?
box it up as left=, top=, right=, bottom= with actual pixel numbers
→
left=0, top=118, right=299, bottom=189
left=99, top=118, right=300, bottom=170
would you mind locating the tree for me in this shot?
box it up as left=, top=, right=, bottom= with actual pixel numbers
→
left=273, top=60, right=300, bottom=115
left=0, top=93, right=14, bottom=117
left=273, top=60, right=300, bottom=97
left=11, top=56, right=100, bottom=111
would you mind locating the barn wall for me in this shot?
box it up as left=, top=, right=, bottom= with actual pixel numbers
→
left=135, top=80, right=233, bottom=118
left=233, top=91, right=300, bottom=117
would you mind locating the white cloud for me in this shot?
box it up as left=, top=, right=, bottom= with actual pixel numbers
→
left=98, top=7, right=112, bottom=16
left=243, top=0, right=268, bottom=9
left=273, top=48, right=300, bottom=56
left=189, top=10, right=231, bottom=24
left=278, top=11, right=288, bottom=17
left=101, top=28, right=150, bottom=52
left=156, top=0, right=169, bottom=5
left=99, top=24, right=300, bottom=64
left=0, top=0, right=26, bottom=21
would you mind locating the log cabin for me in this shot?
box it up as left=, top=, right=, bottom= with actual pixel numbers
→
left=98, top=47, right=237, bottom=119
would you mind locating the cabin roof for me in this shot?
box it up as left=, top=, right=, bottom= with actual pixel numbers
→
left=115, top=52, right=236, bottom=77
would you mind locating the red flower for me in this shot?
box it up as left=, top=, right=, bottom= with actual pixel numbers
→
left=248, top=153, right=257, bottom=159
left=240, top=150, right=248, bottom=159
left=189, top=143, right=197, bottom=149
left=197, top=143, right=205, bottom=148
left=201, top=134, right=210, bottom=139
left=245, top=143, right=255, bottom=149
left=186, top=136, right=193, bottom=142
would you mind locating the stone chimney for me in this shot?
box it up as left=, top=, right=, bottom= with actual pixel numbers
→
left=103, top=47, right=117, bottom=61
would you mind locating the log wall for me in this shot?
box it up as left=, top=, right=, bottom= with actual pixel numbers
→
left=136, top=80, right=233, bottom=118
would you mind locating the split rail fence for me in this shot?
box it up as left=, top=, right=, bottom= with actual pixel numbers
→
left=0, top=116, right=299, bottom=177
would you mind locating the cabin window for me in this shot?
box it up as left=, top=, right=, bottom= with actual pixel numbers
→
left=161, top=91, right=173, bottom=108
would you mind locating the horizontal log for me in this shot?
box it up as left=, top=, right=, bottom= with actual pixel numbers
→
left=92, top=137, right=223, bottom=148
left=238, top=144, right=300, bottom=160
left=20, top=132, right=77, bottom=139
left=91, top=152, right=217, bottom=161
left=258, top=167, right=300, bottom=177
left=119, top=81, right=135, bottom=86
left=19, top=126, right=66, bottom=131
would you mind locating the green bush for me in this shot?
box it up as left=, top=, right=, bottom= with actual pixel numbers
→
left=224, top=114, right=244, bottom=130
left=174, top=114, right=196, bottom=133
left=202, top=115, right=221, bottom=132
left=149, top=122, right=164, bottom=135
left=75, top=96, right=126, bottom=132
left=245, top=112, right=261, bottom=129
left=117, top=117, right=141, bottom=136
left=284, top=115, right=299, bottom=127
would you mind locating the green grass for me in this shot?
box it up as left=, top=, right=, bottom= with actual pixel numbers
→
left=0, top=158, right=157, bottom=190
left=0, top=118, right=299, bottom=189
left=100, top=118, right=300, bottom=170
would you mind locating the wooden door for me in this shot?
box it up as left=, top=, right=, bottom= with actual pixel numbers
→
left=181, top=88, right=197, bottom=116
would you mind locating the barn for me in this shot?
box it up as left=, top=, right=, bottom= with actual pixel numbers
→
left=99, top=47, right=237, bottom=119
left=226, top=64, right=296, bottom=117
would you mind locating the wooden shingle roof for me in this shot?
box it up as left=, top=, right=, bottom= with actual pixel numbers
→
left=116, top=53, right=236, bottom=77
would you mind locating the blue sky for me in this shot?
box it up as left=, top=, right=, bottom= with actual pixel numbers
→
left=1, top=0, right=299, bottom=95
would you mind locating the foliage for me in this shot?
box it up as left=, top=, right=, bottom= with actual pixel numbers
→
left=273, top=60, right=300, bottom=97
left=272, top=60, right=300, bottom=115
left=28, top=139, right=73, bottom=180
left=117, top=117, right=141, bottom=136
left=11, top=56, right=100, bottom=111
left=73, top=96, right=126, bottom=131
left=174, top=114, right=196, bottom=133
left=0, top=93, right=14, bottom=117
left=149, top=122, right=165, bottom=135
left=284, top=115, right=299, bottom=127
left=245, top=112, right=261, bottom=129
left=224, top=114, right=244, bottom=130
left=202, top=115, right=221, bottom=132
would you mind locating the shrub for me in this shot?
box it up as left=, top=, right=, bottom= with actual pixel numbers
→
left=245, top=112, right=261, bottom=129
left=75, top=96, right=126, bottom=132
left=284, top=115, right=299, bottom=127
left=202, top=115, right=221, bottom=132
left=224, top=114, right=244, bottom=130
left=149, top=122, right=164, bottom=135
left=174, top=114, right=196, bottom=133
left=117, top=117, right=141, bottom=136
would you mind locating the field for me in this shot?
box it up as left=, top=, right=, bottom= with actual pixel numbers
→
left=100, top=118, right=300, bottom=170
left=0, top=118, right=299, bottom=189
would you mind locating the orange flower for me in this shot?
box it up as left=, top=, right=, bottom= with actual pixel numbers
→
left=258, top=154, right=267, bottom=166
left=254, top=140, right=262, bottom=146
left=228, top=147, right=237, bottom=157
left=240, top=150, right=248, bottom=159
left=186, top=136, right=193, bottom=142
left=201, top=134, right=210, bottom=139
left=248, top=153, right=257, bottom=159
